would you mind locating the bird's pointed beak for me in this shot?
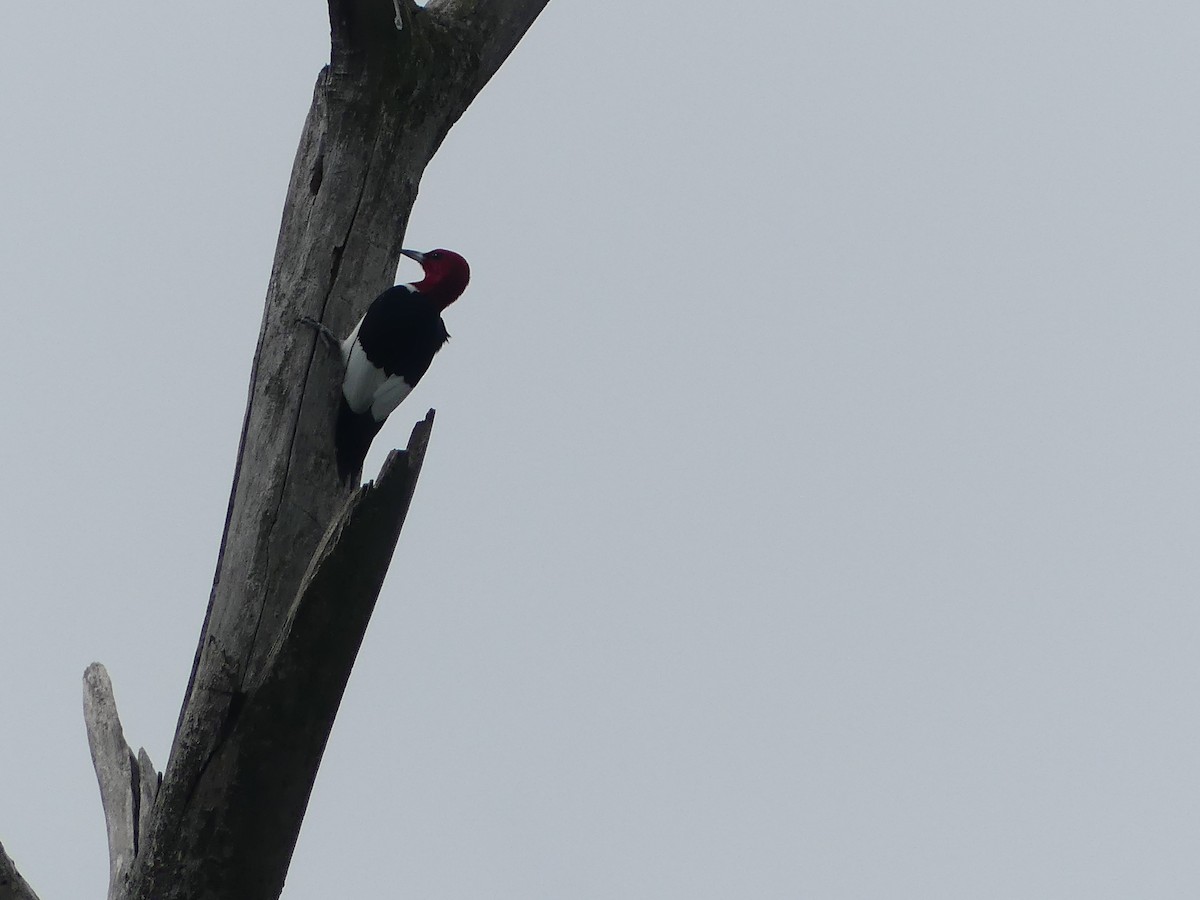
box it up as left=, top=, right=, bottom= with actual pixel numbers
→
left=399, top=248, right=427, bottom=264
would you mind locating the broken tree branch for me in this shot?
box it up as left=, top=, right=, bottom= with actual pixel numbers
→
left=83, top=664, right=158, bottom=900
left=135, top=749, right=158, bottom=857
left=129, top=414, right=435, bottom=900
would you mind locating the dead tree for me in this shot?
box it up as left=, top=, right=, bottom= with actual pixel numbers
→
left=0, top=1, right=548, bottom=897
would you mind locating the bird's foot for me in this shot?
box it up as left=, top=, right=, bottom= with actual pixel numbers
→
left=297, top=315, right=341, bottom=352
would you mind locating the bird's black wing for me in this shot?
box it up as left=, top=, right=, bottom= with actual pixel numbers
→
left=356, top=287, right=450, bottom=387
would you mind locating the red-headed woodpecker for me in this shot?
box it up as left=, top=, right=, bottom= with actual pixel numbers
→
left=314, top=248, right=470, bottom=481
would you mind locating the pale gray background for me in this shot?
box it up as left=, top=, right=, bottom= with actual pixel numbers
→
left=2, top=1, right=1199, bottom=897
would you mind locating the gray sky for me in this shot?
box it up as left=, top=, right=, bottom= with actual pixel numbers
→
left=3, top=1, right=1200, bottom=897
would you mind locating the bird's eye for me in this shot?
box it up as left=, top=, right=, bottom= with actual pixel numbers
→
left=428, top=251, right=442, bottom=259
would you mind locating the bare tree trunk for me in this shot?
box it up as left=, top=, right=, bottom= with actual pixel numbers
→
left=0, top=1, right=548, bottom=898
left=128, top=1, right=549, bottom=896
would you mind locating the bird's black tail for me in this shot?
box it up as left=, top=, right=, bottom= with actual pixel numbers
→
left=336, top=399, right=384, bottom=483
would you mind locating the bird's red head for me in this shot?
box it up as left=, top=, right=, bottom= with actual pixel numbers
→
left=400, top=248, right=471, bottom=308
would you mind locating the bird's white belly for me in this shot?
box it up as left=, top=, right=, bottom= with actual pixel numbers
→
left=342, top=340, right=414, bottom=422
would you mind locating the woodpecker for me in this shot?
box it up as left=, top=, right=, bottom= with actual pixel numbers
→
left=310, top=248, right=470, bottom=482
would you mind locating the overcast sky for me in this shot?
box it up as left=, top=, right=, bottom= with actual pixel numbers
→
left=4, top=1, right=1200, bottom=897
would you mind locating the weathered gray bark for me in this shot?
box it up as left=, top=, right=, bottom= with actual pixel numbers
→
left=0, top=1, right=549, bottom=899
left=82, top=664, right=159, bottom=900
